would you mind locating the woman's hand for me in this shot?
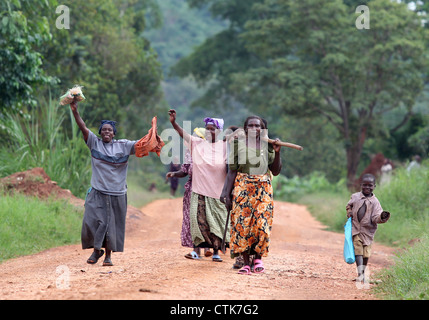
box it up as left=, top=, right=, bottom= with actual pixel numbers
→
left=70, top=100, right=78, bottom=112
left=221, top=169, right=237, bottom=212
left=220, top=194, right=232, bottom=212
left=169, top=109, right=176, bottom=124
left=168, top=108, right=191, bottom=143
left=271, top=138, right=282, bottom=153
left=165, top=172, right=175, bottom=182
left=225, top=195, right=233, bottom=212
left=268, top=139, right=282, bottom=175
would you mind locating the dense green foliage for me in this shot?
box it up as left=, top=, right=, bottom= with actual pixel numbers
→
left=0, top=0, right=167, bottom=196
left=2, top=0, right=427, bottom=191
left=0, top=1, right=58, bottom=113
left=175, top=0, right=429, bottom=185
left=0, top=0, right=164, bottom=138
left=0, top=96, right=91, bottom=198
left=40, top=0, right=164, bottom=138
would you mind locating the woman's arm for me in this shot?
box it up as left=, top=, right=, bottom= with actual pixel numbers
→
left=70, top=101, right=89, bottom=142
left=220, top=169, right=237, bottom=212
left=169, top=109, right=191, bottom=144
left=166, top=170, right=188, bottom=180
left=269, top=139, right=282, bottom=176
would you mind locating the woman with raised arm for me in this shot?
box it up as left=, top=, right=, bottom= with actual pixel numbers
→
left=70, top=100, right=163, bottom=266
left=165, top=128, right=212, bottom=258
left=169, top=109, right=229, bottom=262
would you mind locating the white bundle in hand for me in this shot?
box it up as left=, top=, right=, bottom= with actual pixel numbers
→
left=60, top=85, right=86, bottom=105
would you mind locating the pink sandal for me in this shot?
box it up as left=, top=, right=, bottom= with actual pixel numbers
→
left=253, top=259, right=265, bottom=273
left=238, top=265, right=251, bottom=275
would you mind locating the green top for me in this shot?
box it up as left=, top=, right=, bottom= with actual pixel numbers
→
left=228, top=138, right=275, bottom=175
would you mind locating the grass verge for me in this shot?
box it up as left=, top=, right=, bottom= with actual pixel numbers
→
left=0, top=193, right=83, bottom=263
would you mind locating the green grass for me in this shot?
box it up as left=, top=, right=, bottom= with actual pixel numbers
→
left=375, top=167, right=429, bottom=247
left=0, top=193, right=83, bottom=263
left=374, top=235, right=429, bottom=300
left=296, top=190, right=349, bottom=232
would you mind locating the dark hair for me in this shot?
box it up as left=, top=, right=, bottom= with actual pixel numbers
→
left=227, top=125, right=239, bottom=132
left=361, top=173, right=376, bottom=183
left=243, top=116, right=266, bottom=131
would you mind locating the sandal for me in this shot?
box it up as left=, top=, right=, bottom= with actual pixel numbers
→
left=87, top=249, right=104, bottom=264
left=238, top=265, right=251, bottom=275
left=103, top=256, right=113, bottom=266
left=204, top=248, right=213, bottom=257
left=212, top=254, right=223, bottom=262
left=184, top=251, right=200, bottom=260
left=233, top=256, right=244, bottom=269
left=253, top=259, right=265, bottom=273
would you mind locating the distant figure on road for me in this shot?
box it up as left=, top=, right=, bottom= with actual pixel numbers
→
left=407, top=155, right=422, bottom=173
left=166, top=157, right=181, bottom=197
left=380, top=158, right=393, bottom=186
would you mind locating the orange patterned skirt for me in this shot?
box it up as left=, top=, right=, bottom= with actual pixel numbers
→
left=230, top=171, right=274, bottom=258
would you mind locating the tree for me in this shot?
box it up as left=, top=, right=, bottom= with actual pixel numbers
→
left=174, top=0, right=428, bottom=185
left=234, top=0, right=428, bottom=187
left=172, top=0, right=348, bottom=181
left=172, top=0, right=265, bottom=109
left=0, top=0, right=58, bottom=114
left=40, top=0, right=163, bottom=138
left=241, top=0, right=427, bottom=186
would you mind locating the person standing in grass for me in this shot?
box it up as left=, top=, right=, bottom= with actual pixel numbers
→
left=346, top=173, right=390, bottom=283
left=70, top=100, right=163, bottom=266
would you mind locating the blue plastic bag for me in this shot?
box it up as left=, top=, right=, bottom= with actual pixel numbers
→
left=343, top=217, right=355, bottom=264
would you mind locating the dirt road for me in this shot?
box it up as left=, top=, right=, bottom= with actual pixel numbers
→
left=0, top=196, right=394, bottom=301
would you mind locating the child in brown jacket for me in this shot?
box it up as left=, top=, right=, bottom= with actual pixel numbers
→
left=346, top=174, right=390, bottom=283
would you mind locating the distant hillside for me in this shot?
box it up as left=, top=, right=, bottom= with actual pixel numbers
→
left=144, top=0, right=226, bottom=75
left=143, top=0, right=240, bottom=128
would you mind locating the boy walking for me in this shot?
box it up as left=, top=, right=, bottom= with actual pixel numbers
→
left=346, top=173, right=390, bottom=283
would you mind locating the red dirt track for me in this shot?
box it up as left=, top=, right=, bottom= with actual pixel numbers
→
left=0, top=168, right=394, bottom=300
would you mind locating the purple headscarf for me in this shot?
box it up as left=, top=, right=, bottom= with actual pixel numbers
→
left=203, top=117, right=224, bottom=130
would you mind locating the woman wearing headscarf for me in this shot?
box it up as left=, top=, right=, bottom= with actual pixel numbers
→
left=169, top=109, right=229, bottom=262
left=221, top=116, right=282, bottom=274
left=70, top=100, right=164, bottom=266
left=165, top=128, right=212, bottom=258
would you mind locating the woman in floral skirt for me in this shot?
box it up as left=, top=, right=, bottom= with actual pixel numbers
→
left=221, top=116, right=282, bottom=274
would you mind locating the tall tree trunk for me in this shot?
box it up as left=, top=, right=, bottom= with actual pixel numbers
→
left=346, top=126, right=367, bottom=190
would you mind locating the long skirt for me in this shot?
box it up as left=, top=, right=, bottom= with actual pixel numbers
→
left=189, top=192, right=230, bottom=250
left=230, top=172, right=274, bottom=258
left=81, top=188, right=127, bottom=252
left=181, top=178, right=193, bottom=248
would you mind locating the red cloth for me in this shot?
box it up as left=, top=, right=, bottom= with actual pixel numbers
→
left=134, top=117, right=165, bottom=157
